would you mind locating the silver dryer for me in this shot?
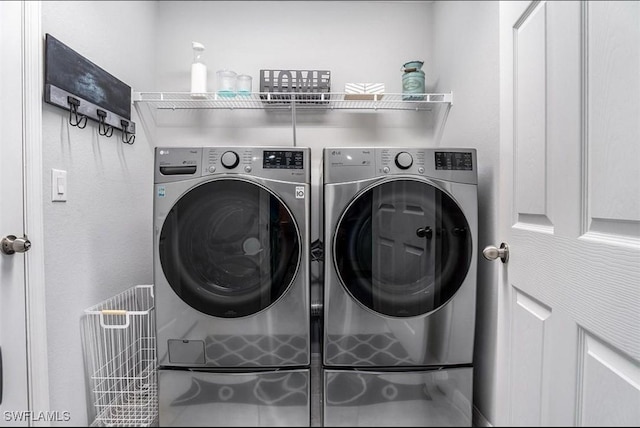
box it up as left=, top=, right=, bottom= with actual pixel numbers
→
left=323, top=147, right=478, bottom=427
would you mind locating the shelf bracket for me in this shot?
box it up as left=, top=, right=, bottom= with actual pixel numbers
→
left=434, top=101, right=452, bottom=146
left=291, top=96, right=297, bottom=147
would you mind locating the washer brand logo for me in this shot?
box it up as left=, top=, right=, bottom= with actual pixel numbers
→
left=331, top=150, right=341, bottom=156
left=157, top=186, right=165, bottom=198
left=159, top=150, right=169, bottom=155
left=295, top=186, right=305, bottom=199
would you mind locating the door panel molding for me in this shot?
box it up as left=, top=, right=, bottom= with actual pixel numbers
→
left=513, top=1, right=554, bottom=232
left=583, top=1, right=640, bottom=244
left=584, top=218, right=640, bottom=248
left=509, top=288, right=550, bottom=426
left=577, top=330, right=640, bottom=426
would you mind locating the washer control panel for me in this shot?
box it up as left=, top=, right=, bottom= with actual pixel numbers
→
left=204, top=149, right=306, bottom=173
left=155, top=147, right=311, bottom=184
left=203, top=147, right=309, bottom=183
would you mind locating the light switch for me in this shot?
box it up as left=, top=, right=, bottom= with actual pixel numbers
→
left=51, top=169, right=67, bottom=202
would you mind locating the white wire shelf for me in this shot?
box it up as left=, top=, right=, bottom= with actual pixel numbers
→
left=133, top=91, right=453, bottom=111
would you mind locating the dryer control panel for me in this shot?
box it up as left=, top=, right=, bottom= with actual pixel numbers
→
left=324, top=147, right=477, bottom=185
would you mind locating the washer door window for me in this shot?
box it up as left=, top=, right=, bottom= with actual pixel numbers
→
left=160, top=179, right=300, bottom=318
left=334, top=179, right=472, bottom=317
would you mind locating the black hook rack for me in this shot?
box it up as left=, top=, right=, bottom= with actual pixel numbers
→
left=44, top=34, right=136, bottom=144
left=48, top=84, right=136, bottom=143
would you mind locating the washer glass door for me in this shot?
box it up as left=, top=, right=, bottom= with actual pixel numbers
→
left=334, top=179, right=472, bottom=317
left=159, top=178, right=300, bottom=318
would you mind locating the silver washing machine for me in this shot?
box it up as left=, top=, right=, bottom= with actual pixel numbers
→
left=322, top=147, right=477, bottom=427
left=154, top=147, right=311, bottom=426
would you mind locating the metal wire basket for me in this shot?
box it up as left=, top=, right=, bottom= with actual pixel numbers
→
left=81, top=285, right=157, bottom=427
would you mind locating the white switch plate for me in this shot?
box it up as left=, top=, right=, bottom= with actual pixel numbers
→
left=51, top=169, right=67, bottom=202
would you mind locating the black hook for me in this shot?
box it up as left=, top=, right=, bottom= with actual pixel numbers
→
left=67, top=96, right=87, bottom=129
left=96, top=109, right=114, bottom=137
left=120, top=120, right=135, bottom=145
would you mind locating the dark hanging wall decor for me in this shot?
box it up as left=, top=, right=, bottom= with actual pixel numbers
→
left=44, top=34, right=135, bottom=144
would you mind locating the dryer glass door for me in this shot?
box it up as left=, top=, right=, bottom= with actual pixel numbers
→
left=159, top=179, right=300, bottom=318
left=334, top=179, right=471, bottom=317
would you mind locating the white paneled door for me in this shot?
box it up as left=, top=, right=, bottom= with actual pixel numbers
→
left=497, top=1, right=640, bottom=426
left=0, top=1, right=30, bottom=426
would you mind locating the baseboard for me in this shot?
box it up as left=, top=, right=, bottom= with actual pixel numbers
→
left=473, top=405, right=493, bottom=427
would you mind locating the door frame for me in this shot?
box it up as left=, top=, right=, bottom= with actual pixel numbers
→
left=18, top=0, right=50, bottom=417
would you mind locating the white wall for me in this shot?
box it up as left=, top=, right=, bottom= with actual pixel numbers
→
left=431, top=1, right=500, bottom=425
left=41, top=1, right=157, bottom=425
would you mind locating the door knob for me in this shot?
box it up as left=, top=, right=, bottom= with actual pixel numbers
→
left=483, top=242, right=509, bottom=263
left=1, top=235, right=31, bottom=255
left=416, top=226, right=432, bottom=239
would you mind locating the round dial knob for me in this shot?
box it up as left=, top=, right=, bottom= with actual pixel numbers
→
left=395, top=152, right=413, bottom=169
left=221, top=151, right=240, bottom=169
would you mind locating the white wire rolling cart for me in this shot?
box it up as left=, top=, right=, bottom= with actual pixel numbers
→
left=81, top=285, right=157, bottom=427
